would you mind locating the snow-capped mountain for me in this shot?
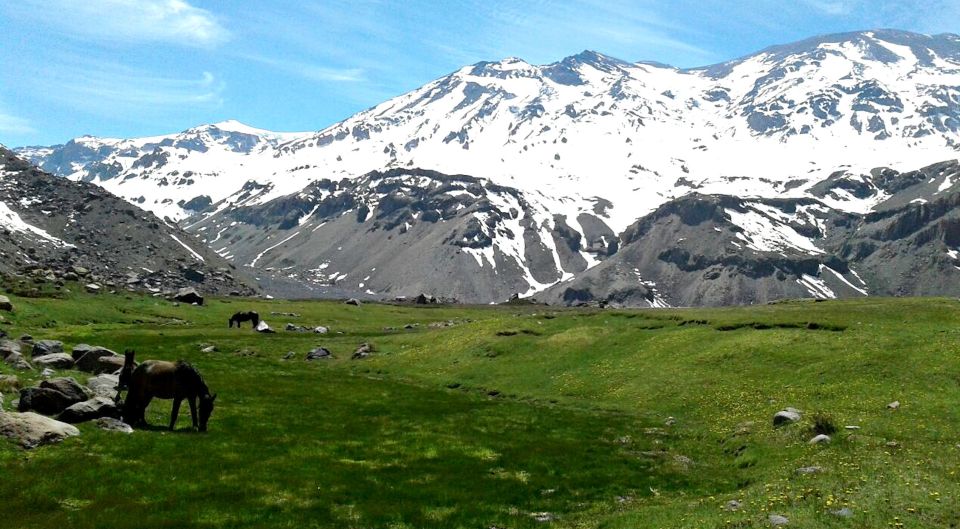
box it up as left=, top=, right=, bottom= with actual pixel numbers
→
left=17, top=29, right=960, bottom=304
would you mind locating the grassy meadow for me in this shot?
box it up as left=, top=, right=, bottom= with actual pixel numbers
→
left=1, top=288, right=959, bottom=528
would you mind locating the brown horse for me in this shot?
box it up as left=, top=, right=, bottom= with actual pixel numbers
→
left=122, top=356, right=217, bottom=432
left=229, top=311, right=260, bottom=329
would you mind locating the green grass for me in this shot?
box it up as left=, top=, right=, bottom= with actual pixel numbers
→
left=1, top=289, right=960, bottom=528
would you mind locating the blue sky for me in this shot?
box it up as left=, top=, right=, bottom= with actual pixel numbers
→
left=1, top=0, right=959, bottom=146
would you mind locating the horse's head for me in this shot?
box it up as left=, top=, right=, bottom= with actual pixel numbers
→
left=199, top=393, right=217, bottom=432
left=118, top=349, right=136, bottom=390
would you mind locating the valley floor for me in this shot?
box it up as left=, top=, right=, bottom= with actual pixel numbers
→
left=1, top=290, right=959, bottom=528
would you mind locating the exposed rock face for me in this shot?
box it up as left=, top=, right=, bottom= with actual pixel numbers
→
left=0, top=147, right=257, bottom=298
left=0, top=411, right=80, bottom=448
left=542, top=161, right=960, bottom=306
left=187, top=169, right=615, bottom=303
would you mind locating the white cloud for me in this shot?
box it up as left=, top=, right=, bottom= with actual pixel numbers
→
left=32, top=58, right=225, bottom=118
left=9, top=0, right=228, bottom=46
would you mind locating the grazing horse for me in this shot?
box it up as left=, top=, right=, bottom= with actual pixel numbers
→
left=229, top=311, right=260, bottom=329
left=122, top=357, right=217, bottom=432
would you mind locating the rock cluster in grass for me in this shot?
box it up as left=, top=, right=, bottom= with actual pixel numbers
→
left=0, top=338, right=138, bottom=449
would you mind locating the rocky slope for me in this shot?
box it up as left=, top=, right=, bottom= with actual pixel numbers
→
left=541, top=160, right=960, bottom=306
left=0, top=147, right=256, bottom=297
left=15, top=29, right=960, bottom=304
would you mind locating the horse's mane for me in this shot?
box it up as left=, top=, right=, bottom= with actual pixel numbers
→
left=175, top=360, right=210, bottom=396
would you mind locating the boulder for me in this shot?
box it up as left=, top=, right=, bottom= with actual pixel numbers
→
left=769, top=514, right=789, bottom=526
left=314, top=326, right=329, bottom=334
left=306, top=347, right=332, bottom=361
left=174, top=287, right=204, bottom=305
left=84, top=283, right=101, bottom=293
left=0, top=339, right=20, bottom=358
left=773, top=409, right=801, bottom=427
left=57, top=397, right=119, bottom=423
left=18, top=387, right=77, bottom=415
left=41, top=377, right=91, bottom=403
left=3, top=352, right=33, bottom=371
left=344, top=298, right=361, bottom=306
left=72, top=344, right=119, bottom=372
left=95, top=417, right=133, bottom=434
left=0, top=411, right=80, bottom=448
left=94, top=355, right=125, bottom=374
left=887, top=400, right=900, bottom=410
left=201, top=345, right=217, bottom=353
left=0, top=295, right=12, bottom=311
left=34, top=353, right=75, bottom=370
left=809, top=434, right=832, bottom=445
left=40, top=368, right=55, bottom=378
left=255, top=320, right=275, bottom=333
left=87, top=374, right=120, bottom=398
left=351, top=343, right=373, bottom=360
left=31, top=340, right=64, bottom=358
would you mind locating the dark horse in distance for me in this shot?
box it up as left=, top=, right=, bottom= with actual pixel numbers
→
left=122, top=354, right=217, bottom=432
left=229, top=311, right=260, bottom=329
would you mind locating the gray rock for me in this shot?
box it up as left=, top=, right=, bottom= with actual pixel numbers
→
left=201, top=345, right=217, bottom=353
left=57, top=397, right=119, bottom=423
left=725, top=500, right=742, bottom=512
left=86, top=374, right=120, bottom=398
left=845, top=425, right=861, bottom=430
left=809, top=434, right=832, bottom=445
left=796, top=466, right=822, bottom=474
left=174, top=287, right=204, bottom=305
left=40, top=377, right=91, bottom=403
left=18, top=387, right=77, bottom=415
left=33, top=353, right=75, bottom=370
left=31, top=340, right=64, bottom=358
left=0, top=338, right=21, bottom=358
left=887, top=400, right=900, bottom=410
left=773, top=409, right=802, bottom=427
left=351, top=343, right=373, bottom=360
left=255, top=320, right=274, bottom=333
left=94, top=355, right=125, bottom=374
left=344, top=298, right=361, bottom=306
left=281, top=351, right=296, bottom=360
left=314, top=326, right=329, bottom=334
left=831, top=507, right=854, bottom=518
left=3, top=352, right=33, bottom=371
left=0, top=295, right=12, bottom=311
left=769, top=514, right=789, bottom=526
left=306, top=347, right=332, bottom=361
left=40, top=368, right=55, bottom=378
left=84, top=283, right=101, bottom=293
left=0, top=411, right=80, bottom=448
left=72, top=344, right=119, bottom=372
left=95, top=417, right=133, bottom=433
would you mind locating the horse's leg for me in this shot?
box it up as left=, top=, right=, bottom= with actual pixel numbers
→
left=188, top=396, right=198, bottom=430
left=140, top=395, right=153, bottom=426
left=170, top=397, right=182, bottom=430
